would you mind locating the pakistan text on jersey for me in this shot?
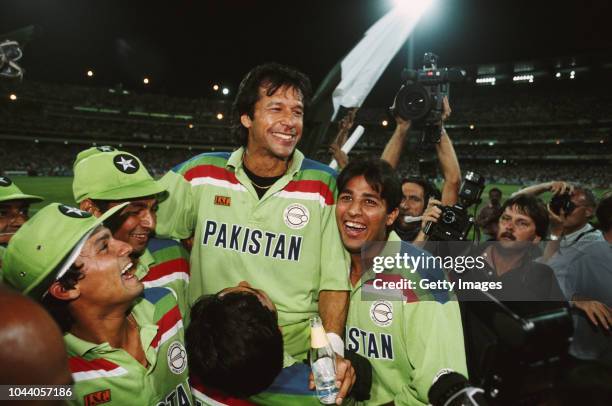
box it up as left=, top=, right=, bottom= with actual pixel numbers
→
left=346, top=327, right=394, bottom=360
left=202, top=220, right=303, bottom=261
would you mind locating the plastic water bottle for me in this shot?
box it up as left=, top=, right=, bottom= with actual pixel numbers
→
left=310, top=315, right=339, bottom=404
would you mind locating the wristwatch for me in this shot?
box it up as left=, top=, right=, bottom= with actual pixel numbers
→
left=549, top=234, right=561, bottom=241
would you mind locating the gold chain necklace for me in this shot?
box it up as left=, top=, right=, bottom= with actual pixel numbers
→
left=242, top=150, right=288, bottom=190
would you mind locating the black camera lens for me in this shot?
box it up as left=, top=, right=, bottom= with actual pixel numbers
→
left=393, top=83, right=431, bottom=121
left=442, top=210, right=456, bottom=224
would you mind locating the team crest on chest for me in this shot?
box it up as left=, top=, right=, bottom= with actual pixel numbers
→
left=370, top=300, right=393, bottom=327
left=167, top=341, right=187, bottom=374
left=283, top=203, right=310, bottom=229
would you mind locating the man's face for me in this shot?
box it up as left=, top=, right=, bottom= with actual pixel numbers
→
left=397, top=182, right=425, bottom=229
left=73, top=227, right=142, bottom=305
left=107, top=198, right=158, bottom=255
left=496, top=205, right=541, bottom=250
left=562, top=191, right=593, bottom=230
left=219, top=281, right=276, bottom=313
left=241, top=84, right=304, bottom=160
left=0, top=200, right=30, bottom=244
left=336, top=175, right=398, bottom=254
left=489, top=190, right=502, bottom=206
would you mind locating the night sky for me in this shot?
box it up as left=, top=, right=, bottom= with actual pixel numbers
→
left=1, top=0, right=611, bottom=105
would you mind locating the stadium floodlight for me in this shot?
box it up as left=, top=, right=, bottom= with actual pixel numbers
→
left=213, top=84, right=219, bottom=91
left=216, top=113, right=224, bottom=120
left=512, top=74, right=534, bottom=83
left=382, top=120, right=389, bottom=127
left=488, top=141, right=494, bottom=146
left=475, top=77, right=496, bottom=85
left=469, top=124, right=475, bottom=130
left=502, top=159, right=507, bottom=164
left=143, top=77, right=150, bottom=85
left=555, top=72, right=561, bottom=78
left=9, top=93, right=17, bottom=101
left=222, top=87, right=230, bottom=95
left=188, top=123, right=194, bottom=129
left=495, top=159, right=500, bottom=164
left=87, top=70, right=94, bottom=77
left=393, top=0, right=434, bottom=16
left=570, top=70, right=576, bottom=79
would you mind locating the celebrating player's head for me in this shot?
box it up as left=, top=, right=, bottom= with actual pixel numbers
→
left=233, top=63, right=312, bottom=158
left=186, top=281, right=283, bottom=398
left=335, top=159, right=402, bottom=254
left=2, top=203, right=136, bottom=330
left=72, top=146, right=167, bottom=255
left=0, top=175, right=43, bottom=245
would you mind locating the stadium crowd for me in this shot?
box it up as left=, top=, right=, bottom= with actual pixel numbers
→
left=1, top=62, right=611, bottom=406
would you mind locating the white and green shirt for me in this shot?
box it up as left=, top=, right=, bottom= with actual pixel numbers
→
left=66, top=287, right=193, bottom=406
left=157, top=148, right=350, bottom=357
left=346, top=232, right=468, bottom=405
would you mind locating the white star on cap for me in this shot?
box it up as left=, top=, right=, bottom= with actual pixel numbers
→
left=65, top=207, right=86, bottom=216
left=116, top=157, right=136, bottom=171
left=99, top=146, right=113, bottom=152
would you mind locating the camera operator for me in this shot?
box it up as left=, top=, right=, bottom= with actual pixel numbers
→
left=382, top=96, right=461, bottom=242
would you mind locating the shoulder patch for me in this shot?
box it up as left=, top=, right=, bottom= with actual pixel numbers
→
left=172, top=151, right=231, bottom=173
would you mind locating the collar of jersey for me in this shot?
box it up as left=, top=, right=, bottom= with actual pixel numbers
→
left=227, top=147, right=305, bottom=179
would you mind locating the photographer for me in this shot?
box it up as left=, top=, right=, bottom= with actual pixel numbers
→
left=382, top=96, right=461, bottom=242
left=513, top=181, right=603, bottom=297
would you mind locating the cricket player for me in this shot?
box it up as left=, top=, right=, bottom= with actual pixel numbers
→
left=335, top=159, right=467, bottom=405
left=157, top=63, right=350, bottom=359
left=0, top=175, right=42, bottom=272
left=72, top=146, right=190, bottom=316
left=2, top=203, right=193, bottom=405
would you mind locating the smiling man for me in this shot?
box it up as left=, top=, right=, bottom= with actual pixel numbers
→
left=72, top=146, right=190, bottom=315
left=2, top=203, right=193, bottom=405
left=0, top=175, right=43, bottom=272
left=335, top=159, right=467, bottom=405
left=157, top=63, right=350, bottom=360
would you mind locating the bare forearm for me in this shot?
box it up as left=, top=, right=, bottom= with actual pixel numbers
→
left=319, top=290, right=349, bottom=336
left=381, top=124, right=410, bottom=169
left=512, top=181, right=553, bottom=197
left=436, top=129, right=461, bottom=206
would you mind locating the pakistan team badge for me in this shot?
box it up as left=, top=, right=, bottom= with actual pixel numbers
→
left=113, top=154, right=139, bottom=174
left=370, top=300, right=393, bottom=327
left=0, top=176, right=12, bottom=187
left=283, top=203, right=310, bottom=229
left=58, top=204, right=92, bottom=218
left=167, top=341, right=187, bottom=375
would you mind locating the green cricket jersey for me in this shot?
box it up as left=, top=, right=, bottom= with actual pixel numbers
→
left=0, top=244, right=6, bottom=279
left=138, top=237, right=191, bottom=320
left=346, top=232, right=467, bottom=405
left=157, top=148, right=350, bottom=357
left=66, top=287, right=193, bottom=406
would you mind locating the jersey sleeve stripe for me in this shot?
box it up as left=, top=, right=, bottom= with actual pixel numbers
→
left=151, top=305, right=183, bottom=349
left=284, top=180, right=335, bottom=205
left=300, top=158, right=338, bottom=178
left=69, top=357, right=129, bottom=382
left=142, top=258, right=190, bottom=282
left=183, top=164, right=238, bottom=183
left=147, top=238, right=181, bottom=253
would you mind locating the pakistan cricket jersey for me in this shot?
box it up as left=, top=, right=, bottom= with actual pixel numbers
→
left=157, top=148, right=350, bottom=356
left=137, top=237, right=191, bottom=319
left=346, top=232, right=467, bottom=405
left=65, top=287, right=193, bottom=406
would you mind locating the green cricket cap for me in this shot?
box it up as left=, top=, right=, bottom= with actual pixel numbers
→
left=72, top=146, right=167, bottom=203
left=0, top=176, right=43, bottom=203
left=2, top=202, right=128, bottom=299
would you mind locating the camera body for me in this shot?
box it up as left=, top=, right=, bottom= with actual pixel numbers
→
left=423, top=171, right=485, bottom=241
left=549, top=193, right=575, bottom=215
left=390, top=52, right=466, bottom=143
